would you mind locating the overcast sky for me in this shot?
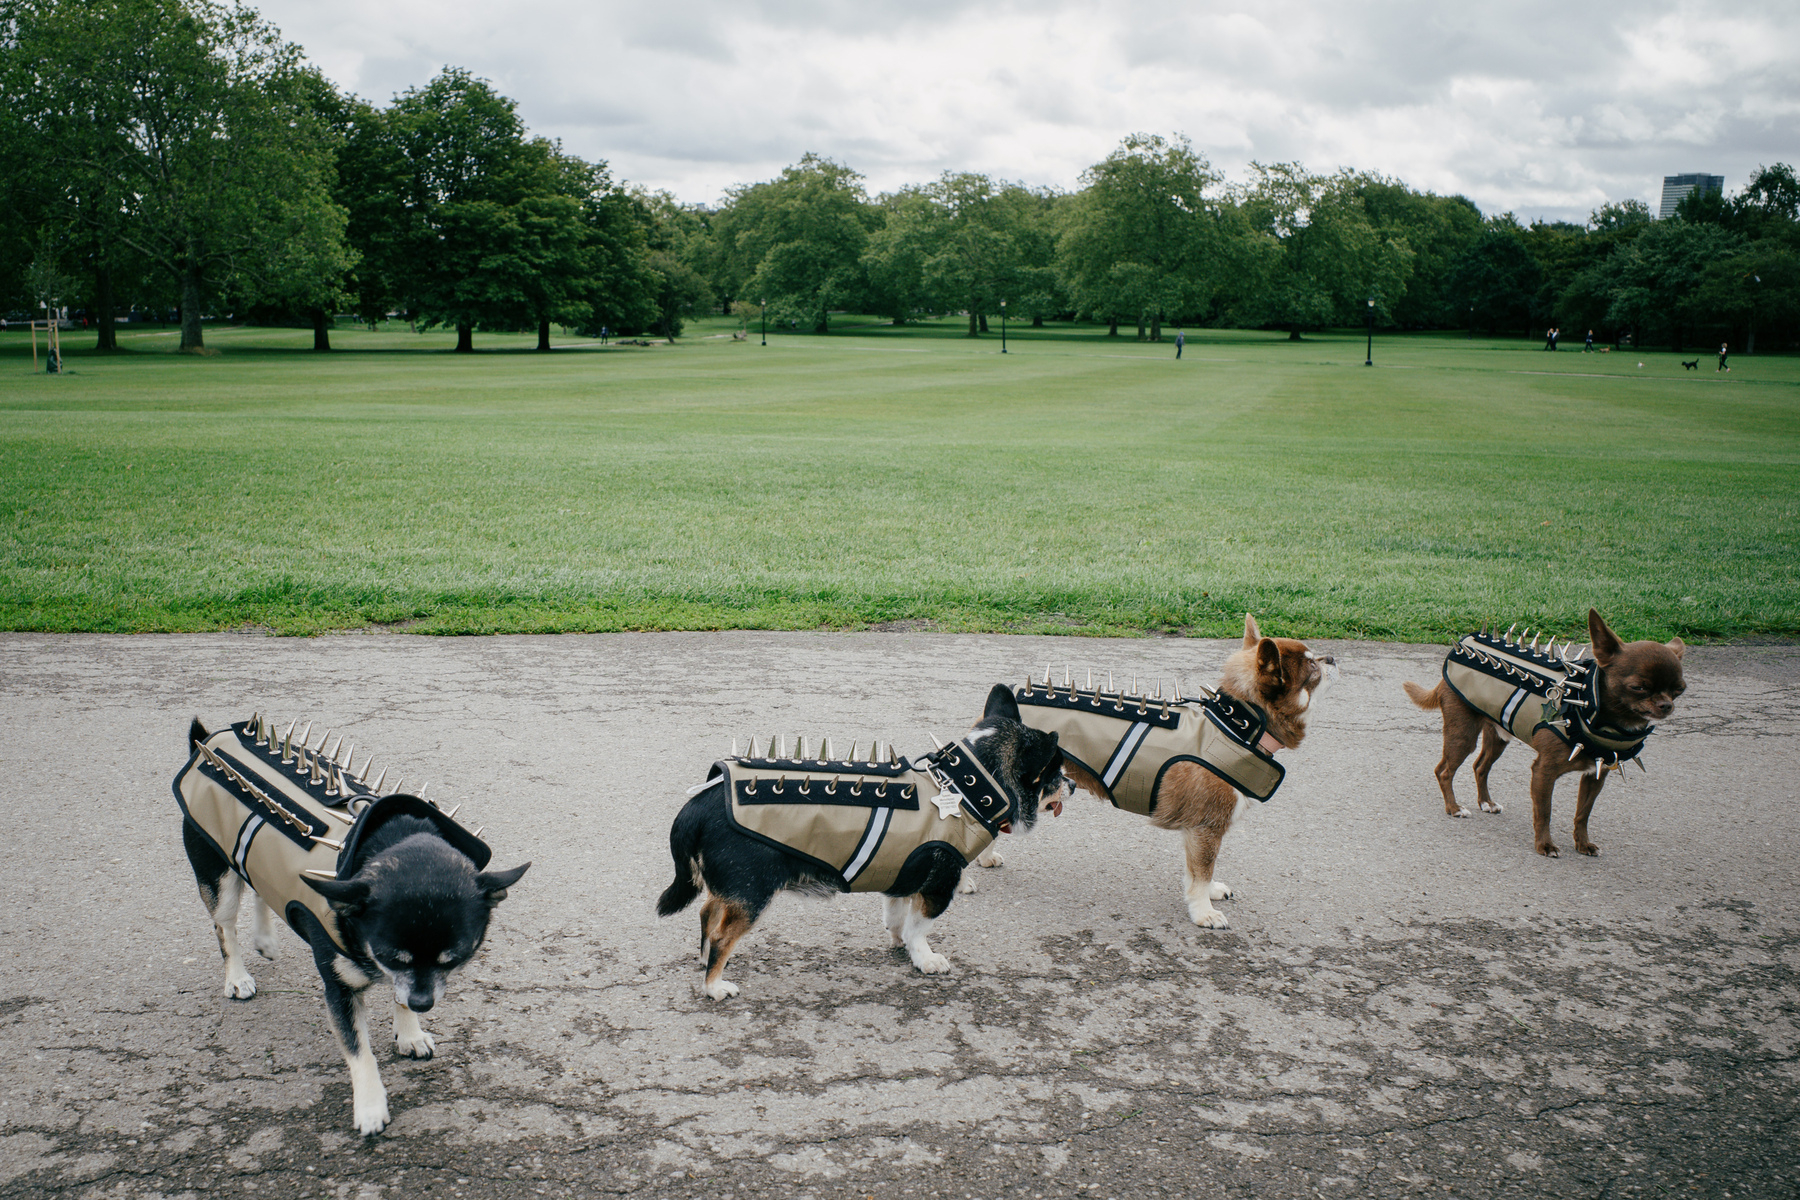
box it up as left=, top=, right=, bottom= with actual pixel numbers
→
left=257, top=0, right=1797, bottom=225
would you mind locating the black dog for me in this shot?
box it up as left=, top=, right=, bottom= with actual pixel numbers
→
left=657, top=689, right=1070, bottom=998
left=177, top=718, right=528, bottom=1135
left=1682, top=360, right=1699, bottom=370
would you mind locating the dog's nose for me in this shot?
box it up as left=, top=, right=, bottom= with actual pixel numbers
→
left=408, top=991, right=435, bottom=1013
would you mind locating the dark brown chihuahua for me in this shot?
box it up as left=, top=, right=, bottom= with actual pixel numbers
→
left=1405, top=609, right=1685, bottom=857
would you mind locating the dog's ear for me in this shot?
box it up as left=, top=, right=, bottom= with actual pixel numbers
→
left=1588, top=608, right=1623, bottom=665
left=188, top=718, right=209, bottom=753
left=475, top=862, right=531, bottom=905
left=983, top=683, right=1021, bottom=722
left=1665, top=636, right=1685, bottom=660
left=1242, top=612, right=1262, bottom=648
left=1255, top=637, right=1285, bottom=685
left=303, top=876, right=371, bottom=916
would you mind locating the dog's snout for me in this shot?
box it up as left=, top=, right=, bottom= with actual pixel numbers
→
left=1319, top=655, right=1336, bottom=666
left=407, top=990, right=435, bottom=1013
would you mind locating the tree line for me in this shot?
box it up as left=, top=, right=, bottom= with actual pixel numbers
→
left=4, top=0, right=1797, bottom=355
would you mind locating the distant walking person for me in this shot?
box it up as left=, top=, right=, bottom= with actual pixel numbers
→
left=1175, top=330, right=1184, bottom=359
left=1584, top=329, right=1594, bottom=352
left=1718, top=342, right=1729, bottom=372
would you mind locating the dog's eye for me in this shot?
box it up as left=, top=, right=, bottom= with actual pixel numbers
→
left=437, top=951, right=459, bottom=966
left=392, top=951, right=412, bottom=965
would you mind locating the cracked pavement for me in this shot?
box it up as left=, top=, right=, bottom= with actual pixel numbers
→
left=1, top=631, right=1796, bottom=1199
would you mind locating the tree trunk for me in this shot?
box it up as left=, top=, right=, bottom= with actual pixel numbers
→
left=1031, top=315, right=1043, bottom=328
left=1135, top=316, right=1146, bottom=340
left=312, top=308, right=332, bottom=352
left=1288, top=329, right=1302, bottom=341
left=1107, top=318, right=1119, bottom=337
left=94, top=263, right=117, bottom=351
left=1150, top=313, right=1162, bottom=342
left=455, top=322, right=473, bottom=352
left=1746, top=320, right=1755, bottom=355
left=978, top=314, right=989, bottom=333
left=179, top=257, right=205, bottom=352
left=967, top=310, right=979, bottom=337
left=537, top=317, right=552, bottom=351
left=815, top=308, right=829, bottom=334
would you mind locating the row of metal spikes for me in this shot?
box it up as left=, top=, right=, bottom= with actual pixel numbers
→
left=1484, top=623, right=1592, bottom=664
left=1029, top=664, right=1216, bottom=704
left=732, top=733, right=904, bottom=765
left=1452, top=646, right=1594, bottom=709
left=243, top=712, right=428, bottom=804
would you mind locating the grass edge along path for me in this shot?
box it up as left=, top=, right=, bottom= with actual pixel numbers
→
left=3, top=318, right=1796, bottom=643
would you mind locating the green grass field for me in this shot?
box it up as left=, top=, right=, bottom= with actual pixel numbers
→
left=1, top=316, right=1794, bottom=641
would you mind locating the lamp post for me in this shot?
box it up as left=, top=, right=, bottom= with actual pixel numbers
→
left=1365, top=297, right=1375, bottom=366
left=1000, top=299, right=1007, bottom=354
left=1468, top=303, right=1475, bottom=339
left=760, top=298, right=766, bottom=347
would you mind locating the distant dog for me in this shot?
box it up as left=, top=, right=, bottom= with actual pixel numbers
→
left=1008, top=613, right=1335, bottom=928
left=176, top=717, right=529, bottom=1134
left=1682, top=360, right=1699, bottom=370
left=656, top=702, right=1070, bottom=998
left=1403, top=609, right=1685, bottom=856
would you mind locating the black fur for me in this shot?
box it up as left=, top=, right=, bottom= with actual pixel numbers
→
left=1682, top=359, right=1699, bottom=370
left=179, top=718, right=529, bottom=1135
left=657, top=710, right=1068, bottom=997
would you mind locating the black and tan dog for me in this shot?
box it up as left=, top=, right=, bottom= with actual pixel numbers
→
left=176, top=716, right=528, bottom=1135
left=1404, top=608, right=1685, bottom=856
left=657, top=697, right=1070, bottom=998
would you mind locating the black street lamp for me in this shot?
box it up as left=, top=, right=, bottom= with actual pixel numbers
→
left=1365, top=297, right=1375, bottom=366
left=1468, top=303, right=1475, bottom=339
left=760, top=298, right=766, bottom=347
left=1000, top=299, right=1007, bottom=353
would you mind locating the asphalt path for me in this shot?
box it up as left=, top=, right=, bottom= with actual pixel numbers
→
left=1, top=631, right=1796, bottom=1200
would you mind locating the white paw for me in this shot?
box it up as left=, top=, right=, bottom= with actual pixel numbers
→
left=1209, top=880, right=1235, bottom=901
left=352, top=1095, right=391, bottom=1136
left=394, top=1029, right=436, bottom=1059
left=1449, top=806, right=1472, bottom=819
left=976, top=849, right=1004, bottom=868
left=225, top=971, right=257, bottom=1000
left=703, top=978, right=740, bottom=1000
left=1187, top=902, right=1230, bottom=929
left=957, top=874, right=978, bottom=895
left=909, top=950, right=952, bottom=975
left=251, top=934, right=279, bottom=960
left=1480, top=800, right=1504, bottom=814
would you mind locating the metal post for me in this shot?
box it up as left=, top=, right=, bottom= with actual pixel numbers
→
left=1365, top=298, right=1375, bottom=366
left=760, top=299, right=766, bottom=347
left=1000, top=300, right=1007, bottom=353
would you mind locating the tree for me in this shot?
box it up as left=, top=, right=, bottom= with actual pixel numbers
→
left=1058, top=134, right=1226, bottom=340
left=1352, top=179, right=1484, bottom=328
left=711, top=153, right=873, bottom=333
left=1444, top=227, right=1541, bottom=336
left=0, top=0, right=351, bottom=352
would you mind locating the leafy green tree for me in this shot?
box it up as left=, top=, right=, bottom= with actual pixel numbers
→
left=0, top=0, right=351, bottom=352
left=1058, top=134, right=1226, bottom=340
left=1444, top=226, right=1541, bottom=336
left=1351, top=178, right=1484, bottom=328
left=712, top=154, right=873, bottom=333
left=1598, top=220, right=1746, bottom=350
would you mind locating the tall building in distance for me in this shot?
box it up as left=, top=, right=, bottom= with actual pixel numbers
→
left=1660, top=173, right=1724, bottom=218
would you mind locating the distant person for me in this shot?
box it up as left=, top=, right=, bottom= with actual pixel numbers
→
left=1543, top=327, right=1554, bottom=351
left=1718, top=342, right=1729, bottom=372
left=1584, top=329, right=1594, bottom=352
left=1551, top=327, right=1561, bottom=350
left=1175, top=330, right=1184, bottom=359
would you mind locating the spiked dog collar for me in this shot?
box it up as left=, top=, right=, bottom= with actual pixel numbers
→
left=1442, top=627, right=1651, bottom=770
left=1012, top=672, right=1286, bottom=810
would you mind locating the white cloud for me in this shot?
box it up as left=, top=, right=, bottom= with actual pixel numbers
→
left=257, top=0, right=1800, bottom=222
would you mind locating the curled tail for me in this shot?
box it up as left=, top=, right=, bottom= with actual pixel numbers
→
left=1402, top=680, right=1442, bottom=710
left=656, top=804, right=704, bottom=917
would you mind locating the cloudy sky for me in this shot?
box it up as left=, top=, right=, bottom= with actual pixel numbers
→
left=257, top=0, right=1797, bottom=224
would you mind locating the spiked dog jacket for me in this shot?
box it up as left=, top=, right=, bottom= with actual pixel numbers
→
left=173, top=718, right=492, bottom=954
left=1012, top=681, right=1284, bottom=814
left=705, top=740, right=1014, bottom=893
left=1440, top=630, right=1652, bottom=766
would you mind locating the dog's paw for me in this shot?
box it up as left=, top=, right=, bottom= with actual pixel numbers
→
left=703, top=978, right=740, bottom=1001
left=1536, top=841, right=1560, bottom=858
left=909, top=950, right=952, bottom=975
left=1448, top=805, right=1472, bottom=819
left=1209, top=880, right=1235, bottom=901
left=352, top=1095, right=391, bottom=1137
left=1187, top=902, right=1230, bottom=929
left=251, top=934, right=279, bottom=961
left=956, top=875, right=978, bottom=895
left=1575, top=841, right=1600, bottom=857
left=395, top=1029, right=436, bottom=1060
left=224, top=971, right=257, bottom=1000
left=1479, top=800, right=1503, bottom=814
left=975, top=848, right=1004, bottom=869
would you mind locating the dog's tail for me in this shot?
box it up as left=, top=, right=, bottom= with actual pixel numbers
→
left=1401, top=681, right=1442, bottom=710
left=655, top=804, right=705, bottom=917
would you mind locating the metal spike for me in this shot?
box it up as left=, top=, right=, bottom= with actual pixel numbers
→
left=317, top=805, right=353, bottom=825
left=1153, top=679, right=1162, bottom=700
left=357, top=757, right=375, bottom=785
left=313, top=727, right=332, bottom=753
left=338, top=741, right=354, bottom=769
left=393, top=778, right=406, bottom=795
left=370, top=767, right=388, bottom=793
left=1064, top=664, right=1071, bottom=688
left=1634, top=757, right=1645, bottom=772
left=296, top=721, right=313, bottom=754
left=1506, top=623, right=1517, bottom=644
left=472, top=826, right=485, bottom=840
left=930, top=733, right=945, bottom=749
left=1023, top=672, right=1032, bottom=692
left=1569, top=744, right=1582, bottom=761
left=446, top=804, right=462, bottom=819
left=1529, top=632, right=1540, bottom=651
left=822, top=737, right=833, bottom=761
left=869, top=740, right=882, bottom=764
left=730, top=736, right=739, bottom=757
left=324, top=733, right=343, bottom=762
left=887, top=743, right=899, bottom=764
left=309, top=753, right=324, bottom=785
left=1108, top=671, right=1115, bottom=693
left=1043, top=663, right=1053, bottom=684
left=847, top=740, right=859, bottom=763
left=1131, top=675, right=1140, bottom=696
left=314, top=836, right=344, bottom=851
left=301, top=868, right=339, bottom=880
left=797, top=735, right=808, bottom=761
left=1087, top=668, right=1093, bottom=691
left=324, top=763, right=340, bottom=797
left=280, top=720, right=298, bottom=763
left=248, top=713, right=264, bottom=745
left=418, top=781, right=430, bottom=798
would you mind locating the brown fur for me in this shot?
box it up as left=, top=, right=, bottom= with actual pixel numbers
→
left=1062, top=613, right=1334, bottom=928
left=1403, top=608, right=1685, bottom=857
